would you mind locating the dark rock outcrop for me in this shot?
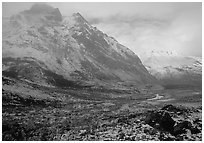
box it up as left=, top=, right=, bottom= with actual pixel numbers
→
left=145, top=110, right=175, bottom=132
left=145, top=104, right=202, bottom=140
left=161, top=104, right=188, bottom=114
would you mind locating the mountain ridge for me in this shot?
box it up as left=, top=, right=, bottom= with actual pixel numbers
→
left=2, top=3, right=158, bottom=88
left=141, top=50, right=202, bottom=88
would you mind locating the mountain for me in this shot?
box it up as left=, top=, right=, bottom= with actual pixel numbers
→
left=141, top=50, right=202, bottom=89
left=2, top=4, right=157, bottom=88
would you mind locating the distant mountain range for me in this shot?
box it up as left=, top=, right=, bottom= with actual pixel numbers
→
left=2, top=4, right=157, bottom=88
left=141, top=50, right=202, bottom=88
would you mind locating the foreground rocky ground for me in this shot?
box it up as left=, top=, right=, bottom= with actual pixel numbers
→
left=2, top=77, right=202, bottom=141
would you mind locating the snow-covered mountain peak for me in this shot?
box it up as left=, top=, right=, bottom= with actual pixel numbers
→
left=139, top=50, right=179, bottom=62
left=72, top=12, right=86, bottom=21
left=141, top=49, right=202, bottom=87
left=10, top=3, right=62, bottom=27
left=29, top=3, right=56, bottom=14
left=148, top=50, right=179, bottom=57
left=3, top=4, right=157, bottom=87
left=153, top=50, right=177, bottom=56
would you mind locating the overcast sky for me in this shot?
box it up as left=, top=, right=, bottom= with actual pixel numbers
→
left=3, top=2, right=202, bottom=57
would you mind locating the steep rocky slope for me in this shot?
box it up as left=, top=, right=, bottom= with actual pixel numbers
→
left=2, top=4, right=157, bottom=88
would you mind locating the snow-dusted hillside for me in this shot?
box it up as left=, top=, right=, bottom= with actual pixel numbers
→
left=2, top=4, right=157, bottom=88
left=141, top=50, right=202, bottom=87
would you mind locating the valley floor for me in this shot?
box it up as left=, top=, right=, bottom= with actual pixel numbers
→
left=2, top=77, right=202, bottom=141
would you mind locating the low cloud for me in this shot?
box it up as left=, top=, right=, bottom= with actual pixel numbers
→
left=88, top=3, right=201, bottom=58
left=3, top=2, right=202, bottom=57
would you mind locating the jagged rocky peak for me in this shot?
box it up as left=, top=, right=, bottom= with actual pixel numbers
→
left=63, top=12, right=89, bottom=27
left=29, top=3, right=62, bottom=21
left=72, top=12, right=88, bottom=23
left=10, top=3, right=62, bottom=25
left=3, top=3, right=158, bottom=87
left=29, top=3, right=56, bottom=14
left=72, top=12, right=83, bottom=18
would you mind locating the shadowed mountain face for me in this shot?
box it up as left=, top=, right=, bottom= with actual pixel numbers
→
left=2, top=4, right=157, bottom=88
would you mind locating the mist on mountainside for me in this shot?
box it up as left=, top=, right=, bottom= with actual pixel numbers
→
left=2, top=3, right=202, bottom=141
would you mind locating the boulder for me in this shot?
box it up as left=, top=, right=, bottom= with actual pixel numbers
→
left=173, top=121, right=192, bottom=135
left=145, top=110, right=175, bottom=132
left=159, top=111, right=175, bottom=132
left=161, top=104, right=187, bottom=114
left=190, top=126, right=201, bottom=134
left=145, top=111, right=161, bottom=126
